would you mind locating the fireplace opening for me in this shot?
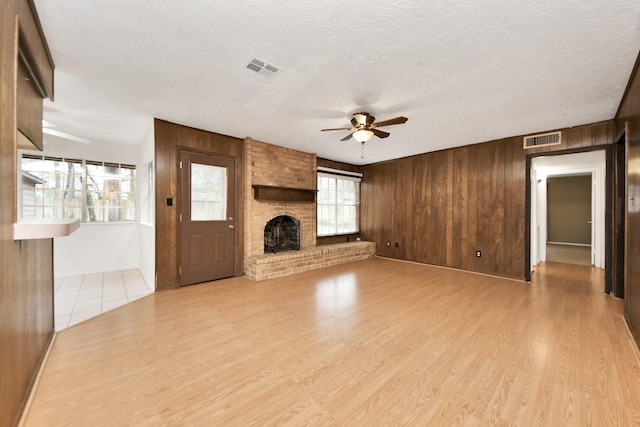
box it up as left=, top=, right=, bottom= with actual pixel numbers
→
left=264, top=215, right=301, bottom=253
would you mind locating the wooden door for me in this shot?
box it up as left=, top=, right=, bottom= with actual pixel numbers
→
left=180, top=151, right=235, bottom=285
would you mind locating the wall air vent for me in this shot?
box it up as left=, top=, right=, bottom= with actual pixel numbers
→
left=243, top=57, right=282, bottom=83
left=523, top=131, right=561, bottom=149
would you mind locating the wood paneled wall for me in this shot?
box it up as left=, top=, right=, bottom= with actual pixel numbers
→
left=154, top=119, right=244, bottom=291
left=317, top=158, right=363, bottom=175
left=616, top=51, right=640, bottom=349
left=361, top=121, right=613, bottom=280
left=1, top=1, right=55, bottom=426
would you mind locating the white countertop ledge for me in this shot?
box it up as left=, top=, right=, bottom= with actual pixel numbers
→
left=13, top=219, right=81, bottom=240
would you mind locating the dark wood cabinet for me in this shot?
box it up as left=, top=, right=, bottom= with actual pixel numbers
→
left=17, top=54, right=44, bottom=150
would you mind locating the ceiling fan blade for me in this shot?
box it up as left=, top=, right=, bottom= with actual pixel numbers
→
left=42, top=127, right=90, bottom=144
left=373, top=116, right=408, bottom=127
left=340, top=133, right=354, bottom=142
left=372, top=129, right=390, bottom=139
left=321, top=127, right=352, bottom=132
left=350, top=117, right=358, bottom=127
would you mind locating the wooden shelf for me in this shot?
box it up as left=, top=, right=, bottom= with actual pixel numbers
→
left=13, top=219, right=80, bottom=240
left=252, top=185, right=316, bottom=202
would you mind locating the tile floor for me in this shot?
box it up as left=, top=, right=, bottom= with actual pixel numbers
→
left=54, top=269, right=153, bottom=331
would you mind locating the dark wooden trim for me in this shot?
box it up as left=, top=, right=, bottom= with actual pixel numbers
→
left=317, top=158, right=363, bottom=174
left=18, top=47, right=46, bottom=98
left=524, top=155, right=532, bottom=282
left=605, top=144, right=614, bottom=294
left=16, top=0, right=55, bottom=100
left=17, top=53, right=44, bottom=150
left=615, top=49, right=640, bottom=120
left=252, top=185, right=316, bottom=202
left=26, top=0, right=55, bottom=71
left=613, top=132, right=626, bottom=298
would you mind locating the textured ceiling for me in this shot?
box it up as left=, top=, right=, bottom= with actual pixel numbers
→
left=35, top=1, right=640, bottom=165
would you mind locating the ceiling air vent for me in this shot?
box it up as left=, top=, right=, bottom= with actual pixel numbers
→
left=523, top=131, right=561, bottom=149
left=243, top=58, right=282, bottom=83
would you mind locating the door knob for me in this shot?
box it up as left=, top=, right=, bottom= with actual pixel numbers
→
left=587, top=220, right=593, bottom=224
left=228, top=224, right=235, bottom=230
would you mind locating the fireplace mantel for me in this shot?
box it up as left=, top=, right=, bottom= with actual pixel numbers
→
left=252, top=185, right=316, bottom=202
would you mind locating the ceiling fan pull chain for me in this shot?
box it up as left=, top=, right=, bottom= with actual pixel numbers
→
left=361, top=142, right=365, bottom=159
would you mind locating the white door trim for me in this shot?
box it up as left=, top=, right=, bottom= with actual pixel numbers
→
left=531, top=150, right=606, bottom=268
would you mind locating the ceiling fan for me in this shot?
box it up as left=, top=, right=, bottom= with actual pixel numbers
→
left=321, top=112, right=408, bottom=144
left=42, top=120, right=90, bottom=144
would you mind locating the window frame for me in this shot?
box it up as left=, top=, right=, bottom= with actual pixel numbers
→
left=316, top=168, right=362, bottom=237
left=19, top=154, right=137, bottom=223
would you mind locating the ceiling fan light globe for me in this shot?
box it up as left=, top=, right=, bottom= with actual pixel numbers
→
left=353, top=129, right=374, bottom=143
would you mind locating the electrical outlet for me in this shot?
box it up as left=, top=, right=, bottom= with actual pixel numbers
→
left=386, top=241, right=391, bottom=247
left=476, top=250, right=482, bottom=257
left=395, top=242, right=399, bottom=248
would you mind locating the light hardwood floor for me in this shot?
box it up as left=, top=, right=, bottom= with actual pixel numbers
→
left=23, top=258, right=640, bottom=426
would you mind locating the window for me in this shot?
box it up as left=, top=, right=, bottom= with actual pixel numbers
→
left=20, top=155, right=136, bottom=222
left=20, top=156, right=83, bottom=220
left=317, top=168, right=361, bottom=236
left=190, top=163, right=227, bottom=221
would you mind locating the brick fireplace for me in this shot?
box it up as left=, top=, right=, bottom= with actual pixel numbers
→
left=243, top=138, right=375, bottom=281
left=243, top=138, right=316, bottom=257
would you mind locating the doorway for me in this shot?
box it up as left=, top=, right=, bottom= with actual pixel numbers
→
left=546, top=174, right=593, bottom=265
left=529, top=150, right=606, bottom=271
left=179, top=151, right=236, bottom=286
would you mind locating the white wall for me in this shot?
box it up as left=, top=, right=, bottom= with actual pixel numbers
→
left=29, top=136, right=141, bottom=164
left=530, top=168, right=539, bottom=269
left=54, top=223, right=141, bottom=276
left=137, top=126, right=156, bottom=289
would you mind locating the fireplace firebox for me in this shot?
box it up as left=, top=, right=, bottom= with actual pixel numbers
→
left=264, top=215, right=300, bottom=253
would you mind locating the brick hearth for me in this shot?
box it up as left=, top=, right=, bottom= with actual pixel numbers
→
left=245, top=241, right=376, bottom=281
